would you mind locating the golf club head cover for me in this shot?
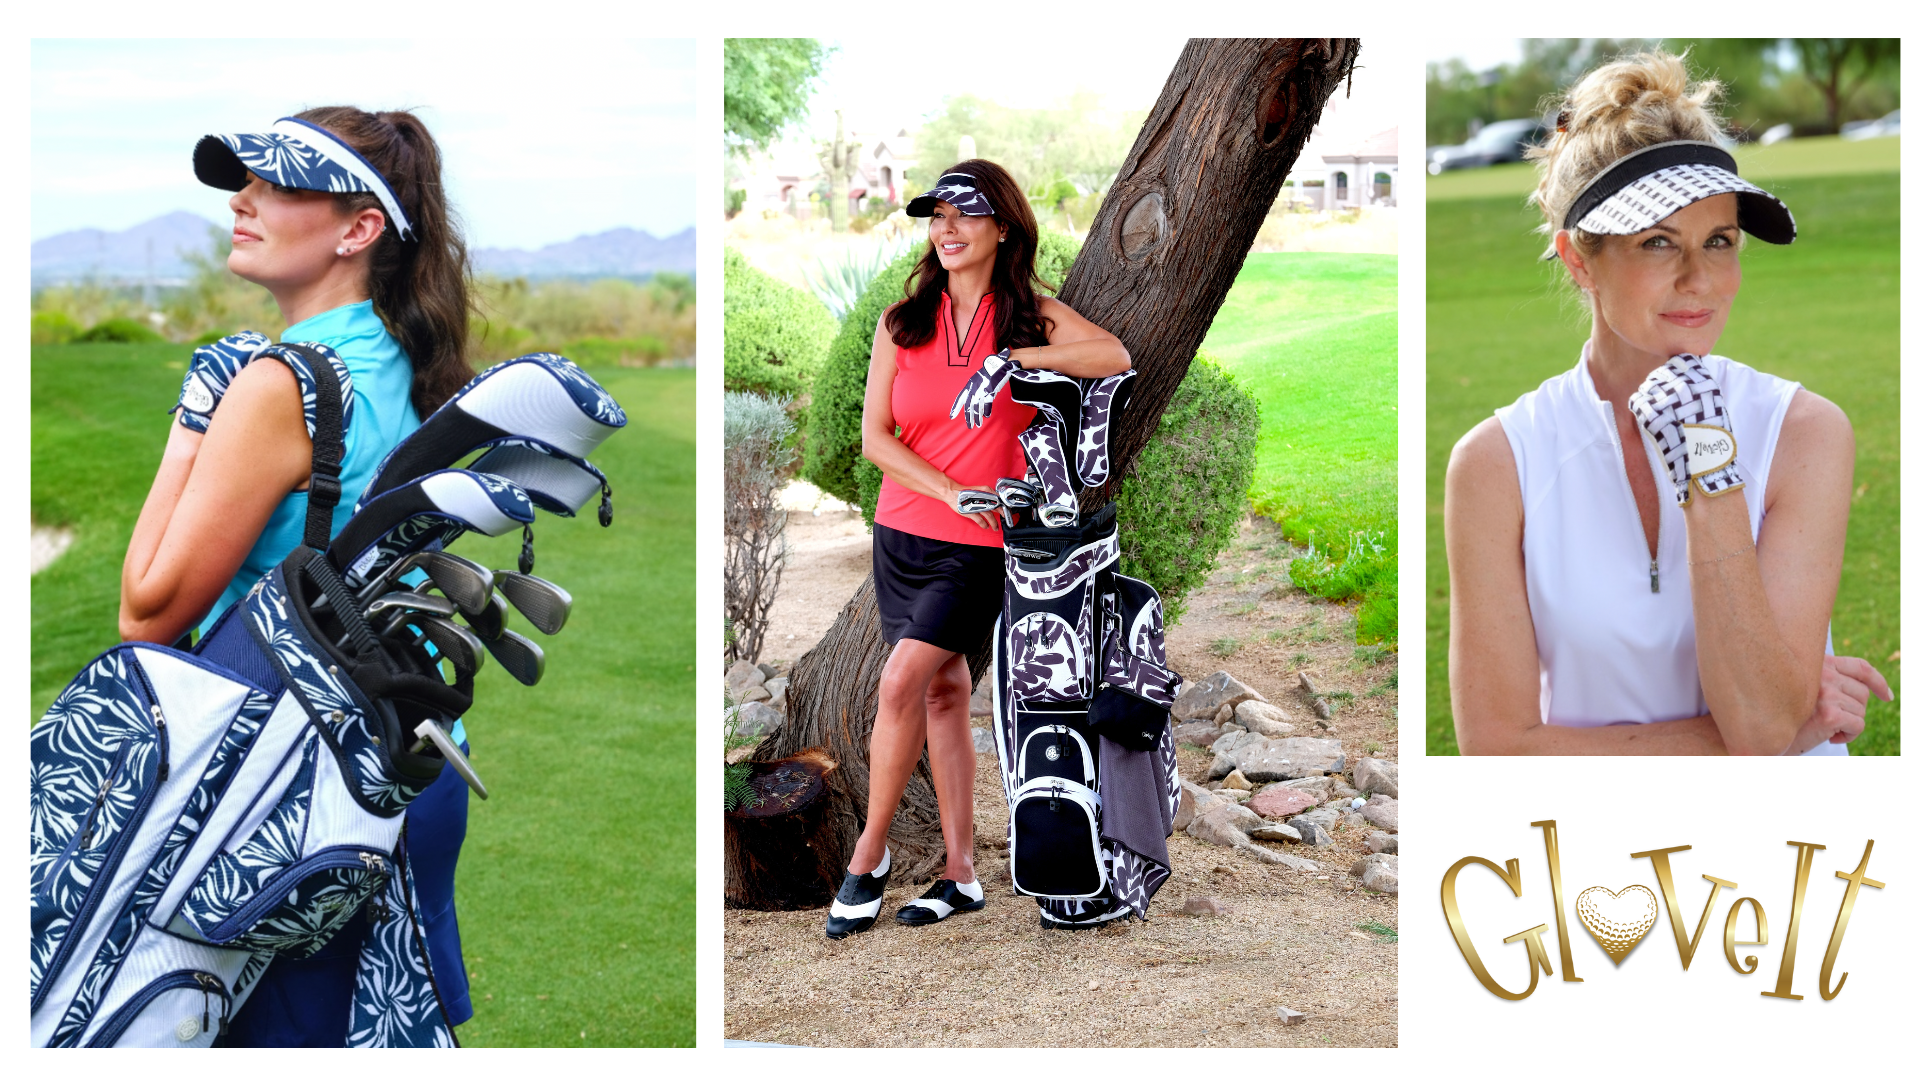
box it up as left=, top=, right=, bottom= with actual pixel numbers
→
left=1076, top=370, right=1134, bottom=488
left=330, top=469, right=536, bottom=591
left=252, top=341, right=359, bottom=443
left=173, top=331, right=272, bottom=432
left=1019, top=420, right=1078, bottom=528
left=360, top=352, right=627, bottom=505
left=1628, top=354, right=1745, bottom=507
left=956, top=488, right=1001, bottom=515
left=1009, top=368, right=1086, bottom=482
left=950, top=348, right=1019, bottom=429
left=465, top=437, right=612, bottom=519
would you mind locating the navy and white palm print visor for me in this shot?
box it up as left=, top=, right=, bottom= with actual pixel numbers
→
left=906, top=172, right=996, bottom=217
left=1557, top=140, right=1793, bottom=255
left=194, top=118, right=416, bottom=241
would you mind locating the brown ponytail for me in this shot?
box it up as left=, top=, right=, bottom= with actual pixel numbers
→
left=295, top=106, right=475, bottom=416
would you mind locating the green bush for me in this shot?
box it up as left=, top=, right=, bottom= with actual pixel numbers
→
left=31, top=311, right=79, bottom=346
left=1114, top=354, right=1259, bottom=625
left=723, top=247, right=837, bottom=397
left=1288, top=528, right=1397, bottom=647
left=74, top=317, right=165, bottom=344
left=803, top=228, right=1082, bottom=506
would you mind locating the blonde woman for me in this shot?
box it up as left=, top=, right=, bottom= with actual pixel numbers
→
left=1445, top=51, right=1890, bottom=755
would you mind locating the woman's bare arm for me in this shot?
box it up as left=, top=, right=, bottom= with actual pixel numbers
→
left=1688, top=390, right=1854, bottom=755
left=1447, top=417, right=1731, bottom=754
left=1011, top=297, right=1130, bottom=378
left=120, top=360, right=313, bottom=642
left=860, top=309, right=998, bottom=531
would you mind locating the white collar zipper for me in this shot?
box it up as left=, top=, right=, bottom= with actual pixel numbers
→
left=1601, top=400, right=1660, bottom=593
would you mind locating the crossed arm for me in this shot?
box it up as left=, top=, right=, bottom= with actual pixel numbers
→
left=860, top=296, right=1128, bottom=531
left=119, top=361, right=314, bottom=643
left=1445, top=390, right=1879, bottom=755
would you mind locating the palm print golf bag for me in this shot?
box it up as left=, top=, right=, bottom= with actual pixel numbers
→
left=30, top=345, right=627, bottom=1046
left=979, top=368, right=1183, bottom=928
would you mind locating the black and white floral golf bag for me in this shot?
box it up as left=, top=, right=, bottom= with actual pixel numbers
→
left=984, top=369, right=1184, bottom=927
left=28, top=345, right=625, bottom=1047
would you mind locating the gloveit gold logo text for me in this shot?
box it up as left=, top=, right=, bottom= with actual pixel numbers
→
left=1441, top=820, right=1884, bottom=1001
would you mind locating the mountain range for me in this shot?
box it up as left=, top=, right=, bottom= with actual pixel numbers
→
left=31, top=213, right=696, bottom=284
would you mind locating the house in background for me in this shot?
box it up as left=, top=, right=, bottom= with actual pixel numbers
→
left=736, top=128, right=919, bottom=220
left=1281, top=126, right=1399, bottom=211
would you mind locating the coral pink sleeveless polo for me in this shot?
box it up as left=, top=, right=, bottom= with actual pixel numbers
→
left=875, top=292, right=1036, bottom=546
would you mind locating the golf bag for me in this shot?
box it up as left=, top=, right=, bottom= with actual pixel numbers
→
left=28, top=344, right=542, bottom=1048
left=984, top=369, right=1183, bottom=927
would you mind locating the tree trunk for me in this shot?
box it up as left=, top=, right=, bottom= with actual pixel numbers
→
left=744, top=38, right=1359, bottom=902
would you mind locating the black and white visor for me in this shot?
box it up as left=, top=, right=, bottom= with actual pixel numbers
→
left=906, top=172, right=996, bottom=217
left=194, top=117, right=415, bottom=241
left=1561, top=140, right=1794, bottom=250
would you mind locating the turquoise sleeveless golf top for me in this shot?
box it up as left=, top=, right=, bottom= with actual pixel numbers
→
left=199, top=300, right=422, bottom=631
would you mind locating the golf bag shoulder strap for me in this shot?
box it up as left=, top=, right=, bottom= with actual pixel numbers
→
left=267, top=342, right=348, bottom=552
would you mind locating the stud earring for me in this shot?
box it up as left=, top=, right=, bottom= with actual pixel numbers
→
left=337, top=247, right=349, bottom=255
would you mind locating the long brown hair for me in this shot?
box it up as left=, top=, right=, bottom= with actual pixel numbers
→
left=296, top=106, right=475, bottom=416
left=885, top=159, right=1054, bottom=351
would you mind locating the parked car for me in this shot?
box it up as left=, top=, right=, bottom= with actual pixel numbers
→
left=1428, top=118, right=1550, bottom=174
left=1841, top=109, right=1900, bottom=141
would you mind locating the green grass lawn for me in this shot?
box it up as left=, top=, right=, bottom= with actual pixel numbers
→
left=31, top=345, right=694, bottom=1044
left=1427, top=166, right=1900, bottom=756
left=1202, top=252, right=1399, bottom=640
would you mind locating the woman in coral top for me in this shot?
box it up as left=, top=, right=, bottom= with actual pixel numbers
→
left=823, top=160, right=1131, bottom=938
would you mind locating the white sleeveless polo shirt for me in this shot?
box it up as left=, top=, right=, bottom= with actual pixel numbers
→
left=1494, top=347, right=1845, bottom=755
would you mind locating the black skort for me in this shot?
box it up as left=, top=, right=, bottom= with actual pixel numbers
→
left=872, top=523, right=1005, bottom=653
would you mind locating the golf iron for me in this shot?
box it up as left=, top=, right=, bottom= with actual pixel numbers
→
left=492, top=571, right=572, bottom=635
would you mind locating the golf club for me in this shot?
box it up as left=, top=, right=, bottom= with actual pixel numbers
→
left=355, top=549, right=497, bottom=617
left=328, top=469, right=533, bottom=593
left=461, top=593, right=509, bottom=641
left=385, top=613, right=487, bottom=675
left=492, top=571, right=572, bottom=635
left=481, top=629, right=546, bottom=687
left=411, top=719, right=488, bottom=799
left=364, top=590, right=458, bottom=624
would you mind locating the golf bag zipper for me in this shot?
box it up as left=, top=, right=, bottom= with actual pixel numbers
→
left=197, top=846, right=391, bottom=939
left=83, top=969, right=230, bottom=1046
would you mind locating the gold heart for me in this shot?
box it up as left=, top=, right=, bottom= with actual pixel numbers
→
left=1576, top=884, right=1658, bottom=966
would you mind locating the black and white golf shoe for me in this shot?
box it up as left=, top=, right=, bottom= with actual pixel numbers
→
left=894, top=878, right=985, bottom=927
left=823, top=847, right=891, bottom=940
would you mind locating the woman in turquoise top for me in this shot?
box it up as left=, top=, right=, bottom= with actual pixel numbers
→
left=118, top=106, right=481, bottom=1044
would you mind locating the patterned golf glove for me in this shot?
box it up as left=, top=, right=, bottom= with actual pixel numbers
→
left=1628, top=354, right=1745, bottom=508
left=173, top=331, right=273, bottom=432
left=949, top=348, right=1019, bottom=429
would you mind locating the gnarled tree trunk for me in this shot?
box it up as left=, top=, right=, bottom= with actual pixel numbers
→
left=740, top=38, right=1359, bottom=901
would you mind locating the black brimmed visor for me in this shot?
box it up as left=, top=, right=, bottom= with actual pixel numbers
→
left=1557, top=140, right=1794, bottom=255
left=194, top=118, right=416, bottom=241
left=906, top=172, right=995, bottom=217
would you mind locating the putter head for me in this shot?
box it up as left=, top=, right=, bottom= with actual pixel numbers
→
left=483, top=628, right=546, bottom=687
left=413, top=719, right=488, bottom=799
left=493, top=571, right=572, bottom=635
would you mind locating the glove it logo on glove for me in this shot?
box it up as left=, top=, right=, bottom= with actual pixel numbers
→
left=1683, top=424, right=1739, bottom=485
left=179, top=372, right=217, bottom=415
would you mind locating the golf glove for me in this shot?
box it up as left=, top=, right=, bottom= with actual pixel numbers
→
left=173, top=331, right=272, bottom=432
left=949, top=348, right=1019, bottom=429
left=1628, top=354, right=1745, bottom=508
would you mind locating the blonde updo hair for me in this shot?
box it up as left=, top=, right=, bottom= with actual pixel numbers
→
left=1528, top=50, right=1730, bottom=259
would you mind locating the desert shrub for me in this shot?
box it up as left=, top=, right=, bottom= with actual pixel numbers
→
left=473, top=274, right=694, bottom=366
left=723, top=247, right=837, bottom=397
left=724, top=390, right=797, bottom=665
left=31, top=311, right=79, bottom=346
left=74, top=317, right=165, bottom=344
left=803, top=227, right=1081, bottom=506
left=1114, top=354, right=1259, bottom=625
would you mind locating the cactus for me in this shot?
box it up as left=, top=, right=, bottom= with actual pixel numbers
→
left=816, top=110, right=863, bottom=234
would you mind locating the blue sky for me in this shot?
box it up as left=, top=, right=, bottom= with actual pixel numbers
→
left=32, top=39, right=695, bottom=248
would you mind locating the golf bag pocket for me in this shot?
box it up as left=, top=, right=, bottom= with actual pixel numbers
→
left=84, top=966, right=233, bottom=1047
left=1009, top=778, right=1107, bottom=898
left=1004, top=580, right=1097, bottom=703
left=1087, top=686, right=1170, bottom=753
left=1015, top=712, right=1097, bottom=787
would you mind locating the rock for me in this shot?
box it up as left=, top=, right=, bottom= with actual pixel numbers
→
left=732, top=701, right=783, bottom=738
left=1182, top=897, right=1231, bottom=917
left=1290, top=807, right=1340, bottom=832
left=1353, top=758, right=1399, bottom=798
left=1341, top=812, right=1369, bottom=829
left=1292, top=821, right=1333, bottom=846
left=1212, top=787, right=1252, bottom=804
left=1360, top=794, right=1399, bottom=833
left=969, top=681, right=995, bottom=717
left=1265, top=850, right=1324, bottom=872
left=740, top=685, right=771, bottom=703
left=1366, top=831, right=1398, bottom=854
left=1186, top=801, right=1265, bottom=848
left=1172, top=722, right=1222, bottom=747
left=1219, top=722, right=1246, bottom=735
left=1277, top=776, right=1333, bottom=801
left=1327, top=777, right=1361, bottom=801
left=725, top=659, right=767, bottom=698
left=757, top=662, right=780, bottom=680
left=1351, top=854, right=1400, bottom=895
left=971, top=726, right=997, bottom=756
left=1246, top=785, right=1316, bottom=820
left=1172, top=785, right=1197, bottom=832
left=1172, top=671, right=1268, bottom=722
left=1221, top=769, right=1253, bottom=791
left=1182, top=779, right=1219, bottom=811
left=1276, top=1006, right=1306, bottom=1026
left=1235, top=699, right=1294, bottom=735
left=763, top=677, right=789, bottom=711
left=1236, top=737, right=1346, bottom=782
left=1214, top=703, right=1236, bottom=725
left=1250, top=823, right=1301, bottom=843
